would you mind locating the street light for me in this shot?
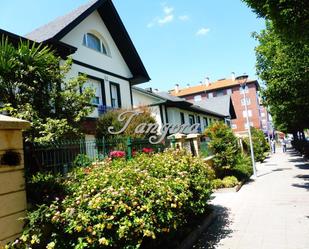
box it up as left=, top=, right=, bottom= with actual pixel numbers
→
left=236, top=74, right=257, bottom=178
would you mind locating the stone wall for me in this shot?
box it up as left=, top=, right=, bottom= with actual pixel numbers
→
left=0, top=115, right=29, bottom=246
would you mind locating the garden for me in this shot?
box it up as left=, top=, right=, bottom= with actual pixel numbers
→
left=5, top=120, right=271, bottom=249
left=8, top=149, right=214, bottom=249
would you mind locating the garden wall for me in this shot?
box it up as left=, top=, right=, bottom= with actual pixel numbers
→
left=0, top=115, right=29, bottom=247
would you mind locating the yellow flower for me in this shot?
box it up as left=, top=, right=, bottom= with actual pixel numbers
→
left=75, top=225, right=83, bottom=232
left=99, top=237, right=109, bottom=246
left=46, top=241, right=56, bottom=249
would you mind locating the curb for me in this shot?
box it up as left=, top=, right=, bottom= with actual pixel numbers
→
left=177, top=210, right=216, bottom=249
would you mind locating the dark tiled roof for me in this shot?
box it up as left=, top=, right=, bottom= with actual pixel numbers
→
left=26, top=1, right=96, bottom=42
left=132, top=87, right=225, bottom=118
left=194, top=95, right=236, bottom=119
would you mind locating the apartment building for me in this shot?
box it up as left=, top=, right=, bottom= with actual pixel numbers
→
left=170, top=74, right=266, bottom=134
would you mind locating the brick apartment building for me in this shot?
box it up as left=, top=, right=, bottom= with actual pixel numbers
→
left=170, top=74, right=269, bottom=134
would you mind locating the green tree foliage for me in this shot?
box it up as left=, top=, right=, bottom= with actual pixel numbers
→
left=243, top=127, right=270, bottom=162
left=0, top=36, right=94, bottom=142
left=253, top=22, right=309, bottom=134
left=204, top=122, right=240, bottom=177
left=242, top=0, right=309, bottom=43
left=96, top=107, right=156, bottom=140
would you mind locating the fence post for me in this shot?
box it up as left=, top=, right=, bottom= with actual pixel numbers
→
left=127, top=137, right=132, bottom=159
left=171, top=135, right=176, bottom=148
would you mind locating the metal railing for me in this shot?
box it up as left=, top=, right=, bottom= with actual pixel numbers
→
left=24, top=137, right=172, bottom=175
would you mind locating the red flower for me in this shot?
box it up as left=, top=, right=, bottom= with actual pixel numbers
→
left=109, top=150, right=126, bottom=159
left=142, top=147, right=154, bottom=154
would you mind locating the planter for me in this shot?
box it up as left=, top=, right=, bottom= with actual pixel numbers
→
left=213, top=180, right=245, bottom=193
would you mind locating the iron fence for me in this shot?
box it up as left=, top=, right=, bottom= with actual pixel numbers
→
left=24, top=137, right=172, bottom=175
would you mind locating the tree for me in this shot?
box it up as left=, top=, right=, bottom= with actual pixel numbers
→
left=0, top=36, right=95, bottom=142
left=243, top=127, right=270, bottom=162
left=253, top=22, right=309, bottom=136
left=242, top=0, right=309, bottom=43
left=204, top=122, right=240, bottom=177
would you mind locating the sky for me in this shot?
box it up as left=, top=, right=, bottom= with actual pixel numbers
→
left=0, top=0, right=265, bottom=91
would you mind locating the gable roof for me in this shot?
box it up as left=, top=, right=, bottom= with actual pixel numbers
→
left=132, top=87, right=225, bottom=118
left=170, top=78, right=259, bottom=97
left=25, top=0, right=150, bottom=84
left=194, top=95, right=237, bottom=119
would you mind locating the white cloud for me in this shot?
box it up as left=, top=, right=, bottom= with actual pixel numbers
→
left=163, top=6, right=174, bottom=15
left=147, top=4, right=175, bottom=28
left=158, top=14, right=174, bottom=25
left=196, top=27, right=210, bottom=36
left=179, top=15, right=190, bottom=21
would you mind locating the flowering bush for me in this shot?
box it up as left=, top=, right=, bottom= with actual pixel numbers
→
left=109, top=150, right=126, bottom=159
left=7, top=149, right=213, bottom=249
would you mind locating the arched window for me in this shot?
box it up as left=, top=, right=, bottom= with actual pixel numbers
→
left=83, top=33, right=108, bottom=55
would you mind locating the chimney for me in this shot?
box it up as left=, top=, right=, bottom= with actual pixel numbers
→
left=186, top=83, right=190, bottom=88
left=231, top=72, right=236, bottom=81
left=204, top=77, right=210, bottom=86
left=175, top=84, right=179, bottom=93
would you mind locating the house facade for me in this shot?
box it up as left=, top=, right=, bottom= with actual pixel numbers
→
left=170, top=75, right=266, bottom=134
left=1, top=0, right=150, bottom=139
left=132, top=87, right=228, bottom=134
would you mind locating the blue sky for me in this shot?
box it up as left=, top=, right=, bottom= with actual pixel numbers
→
left=0, top=0, right=265, bottom=91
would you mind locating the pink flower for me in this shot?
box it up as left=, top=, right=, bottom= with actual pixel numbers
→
left=109, top=150, right=126, bottom=159
left=142, top=148, right=154, bottom=154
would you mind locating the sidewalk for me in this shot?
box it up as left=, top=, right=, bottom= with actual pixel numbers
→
left=193, top=149, right=309, bottom=249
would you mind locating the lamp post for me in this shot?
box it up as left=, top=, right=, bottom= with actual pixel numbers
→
left=236, top=75, right=257, bottom=178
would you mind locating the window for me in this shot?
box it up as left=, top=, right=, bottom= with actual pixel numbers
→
left=241, top=98, right=251, bottom=106
left=227, top=89, right=232, bottom=95
left=82, top=77, right=103, bottom=106
left=203, top=117, right=208, bottom=128
left=231, top=124, right=237, bottom=129
left=194, top=95, right=202, bottom=101
left=197, top=116, right=201, bottom=124
left=208, top=92, right=213, bottom=98
left=180, top=112, right=185, bottom=124
left=216, top=90, right=225, bottom=97
left=189, top=115, right=195, bottom=125
left=110, top=83, right=121, bottom=108
left=239, top=85, right=249, bottom=93
left=243, top=110, right=252, bottom=118
left=83, top=33, right=108, bottom=55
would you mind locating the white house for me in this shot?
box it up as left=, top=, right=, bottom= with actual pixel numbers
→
left=132, top=87, right=229, bottom=134
left=1, top=0, right=150, bottom=139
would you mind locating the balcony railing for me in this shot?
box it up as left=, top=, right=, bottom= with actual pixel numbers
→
left=98, top=105, right=115, bottom=116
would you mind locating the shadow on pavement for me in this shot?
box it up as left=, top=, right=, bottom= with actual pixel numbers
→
left=192, top=205, right=232, bottom=249
left=292, top=183, right=309, bottom=190
left=294, top=163, right=309, bottom=170
left=295, top=174, right=309, bottom=180
left=258, top=168, right=291, bottom=178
